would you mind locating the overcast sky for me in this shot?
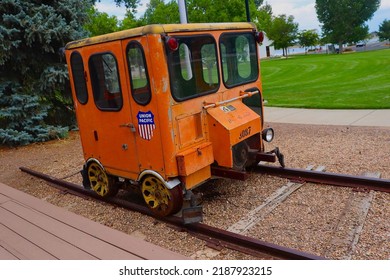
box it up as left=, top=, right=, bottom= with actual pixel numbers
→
left=96, top=0, right=390, bottom=32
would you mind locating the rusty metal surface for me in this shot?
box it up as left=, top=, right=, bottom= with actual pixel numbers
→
left=183, top=221, right=325, bottom=260
left=210, top=166, right=249, bottom=181
left=66, top=22, right=256, bottom=49
left=20, top=166, right=324, bottom=260
left=253, top=152, right=277, bottom=163
left=255, top=165, right=390, bottom=193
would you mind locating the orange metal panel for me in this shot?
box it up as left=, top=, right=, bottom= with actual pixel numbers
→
left=65, top=23, right=256, bottom=49
left=65, top=42, right=140, bottom=179
left=170, top=96, right=218, bottom=177
left=177, top=112, right=204, bottom=149
left=181, top=166, right=212, bottom=190
left=136, top=34, right=177, bottom=178
left=176, top=142, right=214, bottom=176
left=119, top=35, right=167, bottom=178
left=206, top=101, right=261, bottom=168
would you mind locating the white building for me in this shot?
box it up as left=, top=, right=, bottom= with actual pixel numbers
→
left=258, top=33, right=275, bottom=59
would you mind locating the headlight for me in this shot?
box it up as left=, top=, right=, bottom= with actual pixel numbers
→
left=262, top=128, right=274, bottom=142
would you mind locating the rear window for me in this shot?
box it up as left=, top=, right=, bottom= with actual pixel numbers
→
left=166, top=35, right=219, bottom=101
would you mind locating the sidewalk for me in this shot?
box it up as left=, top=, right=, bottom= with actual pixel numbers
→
left=261, top=107, right=390, bottom=128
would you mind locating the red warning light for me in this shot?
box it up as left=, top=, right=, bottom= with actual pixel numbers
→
left=166, top=36, right=179, bottom=51
left=255, top=31, right=264, bottom=44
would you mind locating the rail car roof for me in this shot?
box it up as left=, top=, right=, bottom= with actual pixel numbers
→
left=65, top=22, right=257, bottom=50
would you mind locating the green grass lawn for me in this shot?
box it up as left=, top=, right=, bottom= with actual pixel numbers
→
left=260, top=49, right=390, bottom=109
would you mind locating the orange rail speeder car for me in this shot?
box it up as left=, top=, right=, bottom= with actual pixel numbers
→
left=65, top=22, right=282, bottom=218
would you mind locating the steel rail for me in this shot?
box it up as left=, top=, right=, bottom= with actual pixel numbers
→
left=19, top=166, right=324, bottom=260
left=255, top=164, right=390, bottom=193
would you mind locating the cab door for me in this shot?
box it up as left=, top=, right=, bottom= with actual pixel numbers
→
left=121, top=37, right=165, bottom=177
left=82, top=41, right=139, bottom=178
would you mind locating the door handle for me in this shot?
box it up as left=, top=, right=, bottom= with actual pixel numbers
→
left=120, top=123, right=136, bottom=132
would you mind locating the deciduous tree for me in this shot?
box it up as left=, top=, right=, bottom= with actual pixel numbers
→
left=138, top=0, right=271, bottom=33
left=98, top=0, right=140, bottom=12
left=378, top=19, right=390, bottom=44
left=186, top=0, right=266, bottom=24
left=84, top=7, right=120, bottom=36
left=267, top=14, right=299, bottom=57
left=187, top=0, right=247, bottom=23
left=120, top=10, right=143, bottom=30
left=298, top=29, right=320, bottom=54
left=315, top=0, right=380, bottom=53
left=141, top=0, right=180, bottom=24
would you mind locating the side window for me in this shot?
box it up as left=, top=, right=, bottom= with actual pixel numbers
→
left=127, top=42, right=151, bottom=105
left=89, top=53, right=123, bottom=111
left=220, top=32, right=259, bottom=88
left=70, top=51, right=88, bottom=104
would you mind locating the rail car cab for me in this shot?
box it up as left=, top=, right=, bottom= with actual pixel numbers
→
left=65, top=23, right=282, bottom=218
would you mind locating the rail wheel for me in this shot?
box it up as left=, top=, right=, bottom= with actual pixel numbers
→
left=87, top=162, right=118, bottom=197
left=141, top=175, right=183, bottom=217
left=232, top=141, right=249, bottom=170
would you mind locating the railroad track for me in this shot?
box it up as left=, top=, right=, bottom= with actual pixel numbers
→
left=230, top=165, right=388, bottom=259
left=228, top=165, right=327, bottom=234
left=254, top=164, right=390, bottom=193
left=20, top=165, right=390, bottom=259
left=323, top=172, right=380, bottom=259
left=20, top=166, right=324, bottom=260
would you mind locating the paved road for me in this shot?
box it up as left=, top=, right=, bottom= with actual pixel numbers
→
left=355, top=41, right=389, bottom=52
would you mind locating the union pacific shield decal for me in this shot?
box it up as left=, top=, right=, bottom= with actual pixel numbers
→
left=137, top=111, right=156, bottom=140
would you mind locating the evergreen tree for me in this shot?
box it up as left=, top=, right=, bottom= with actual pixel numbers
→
left=0, top=0, right=92, bottom=146
left=0, top=82, right=68, bottom=146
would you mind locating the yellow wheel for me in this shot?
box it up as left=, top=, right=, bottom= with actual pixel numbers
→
left=87, top=162, right=118, bottom=197
left=141, top=176, right=183, bottom=217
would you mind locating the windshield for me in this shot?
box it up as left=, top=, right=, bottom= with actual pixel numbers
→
left=166, top=35, right=219, bottom=101
left=220, top=32, right=259, bottom=88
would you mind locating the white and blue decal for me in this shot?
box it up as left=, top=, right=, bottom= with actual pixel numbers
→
left=137, top=111, right=156, bottom=140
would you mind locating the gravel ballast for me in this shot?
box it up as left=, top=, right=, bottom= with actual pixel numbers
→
left=0, top=122, right=389, bottom=259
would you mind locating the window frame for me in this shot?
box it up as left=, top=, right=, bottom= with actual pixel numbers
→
left=88, top=52, right=123, bottom=112
left=166, top=34, right=220, bottom=102
left=219, top=32, right=259, bottom=89
left=70, top=51, right=88, bottom=105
